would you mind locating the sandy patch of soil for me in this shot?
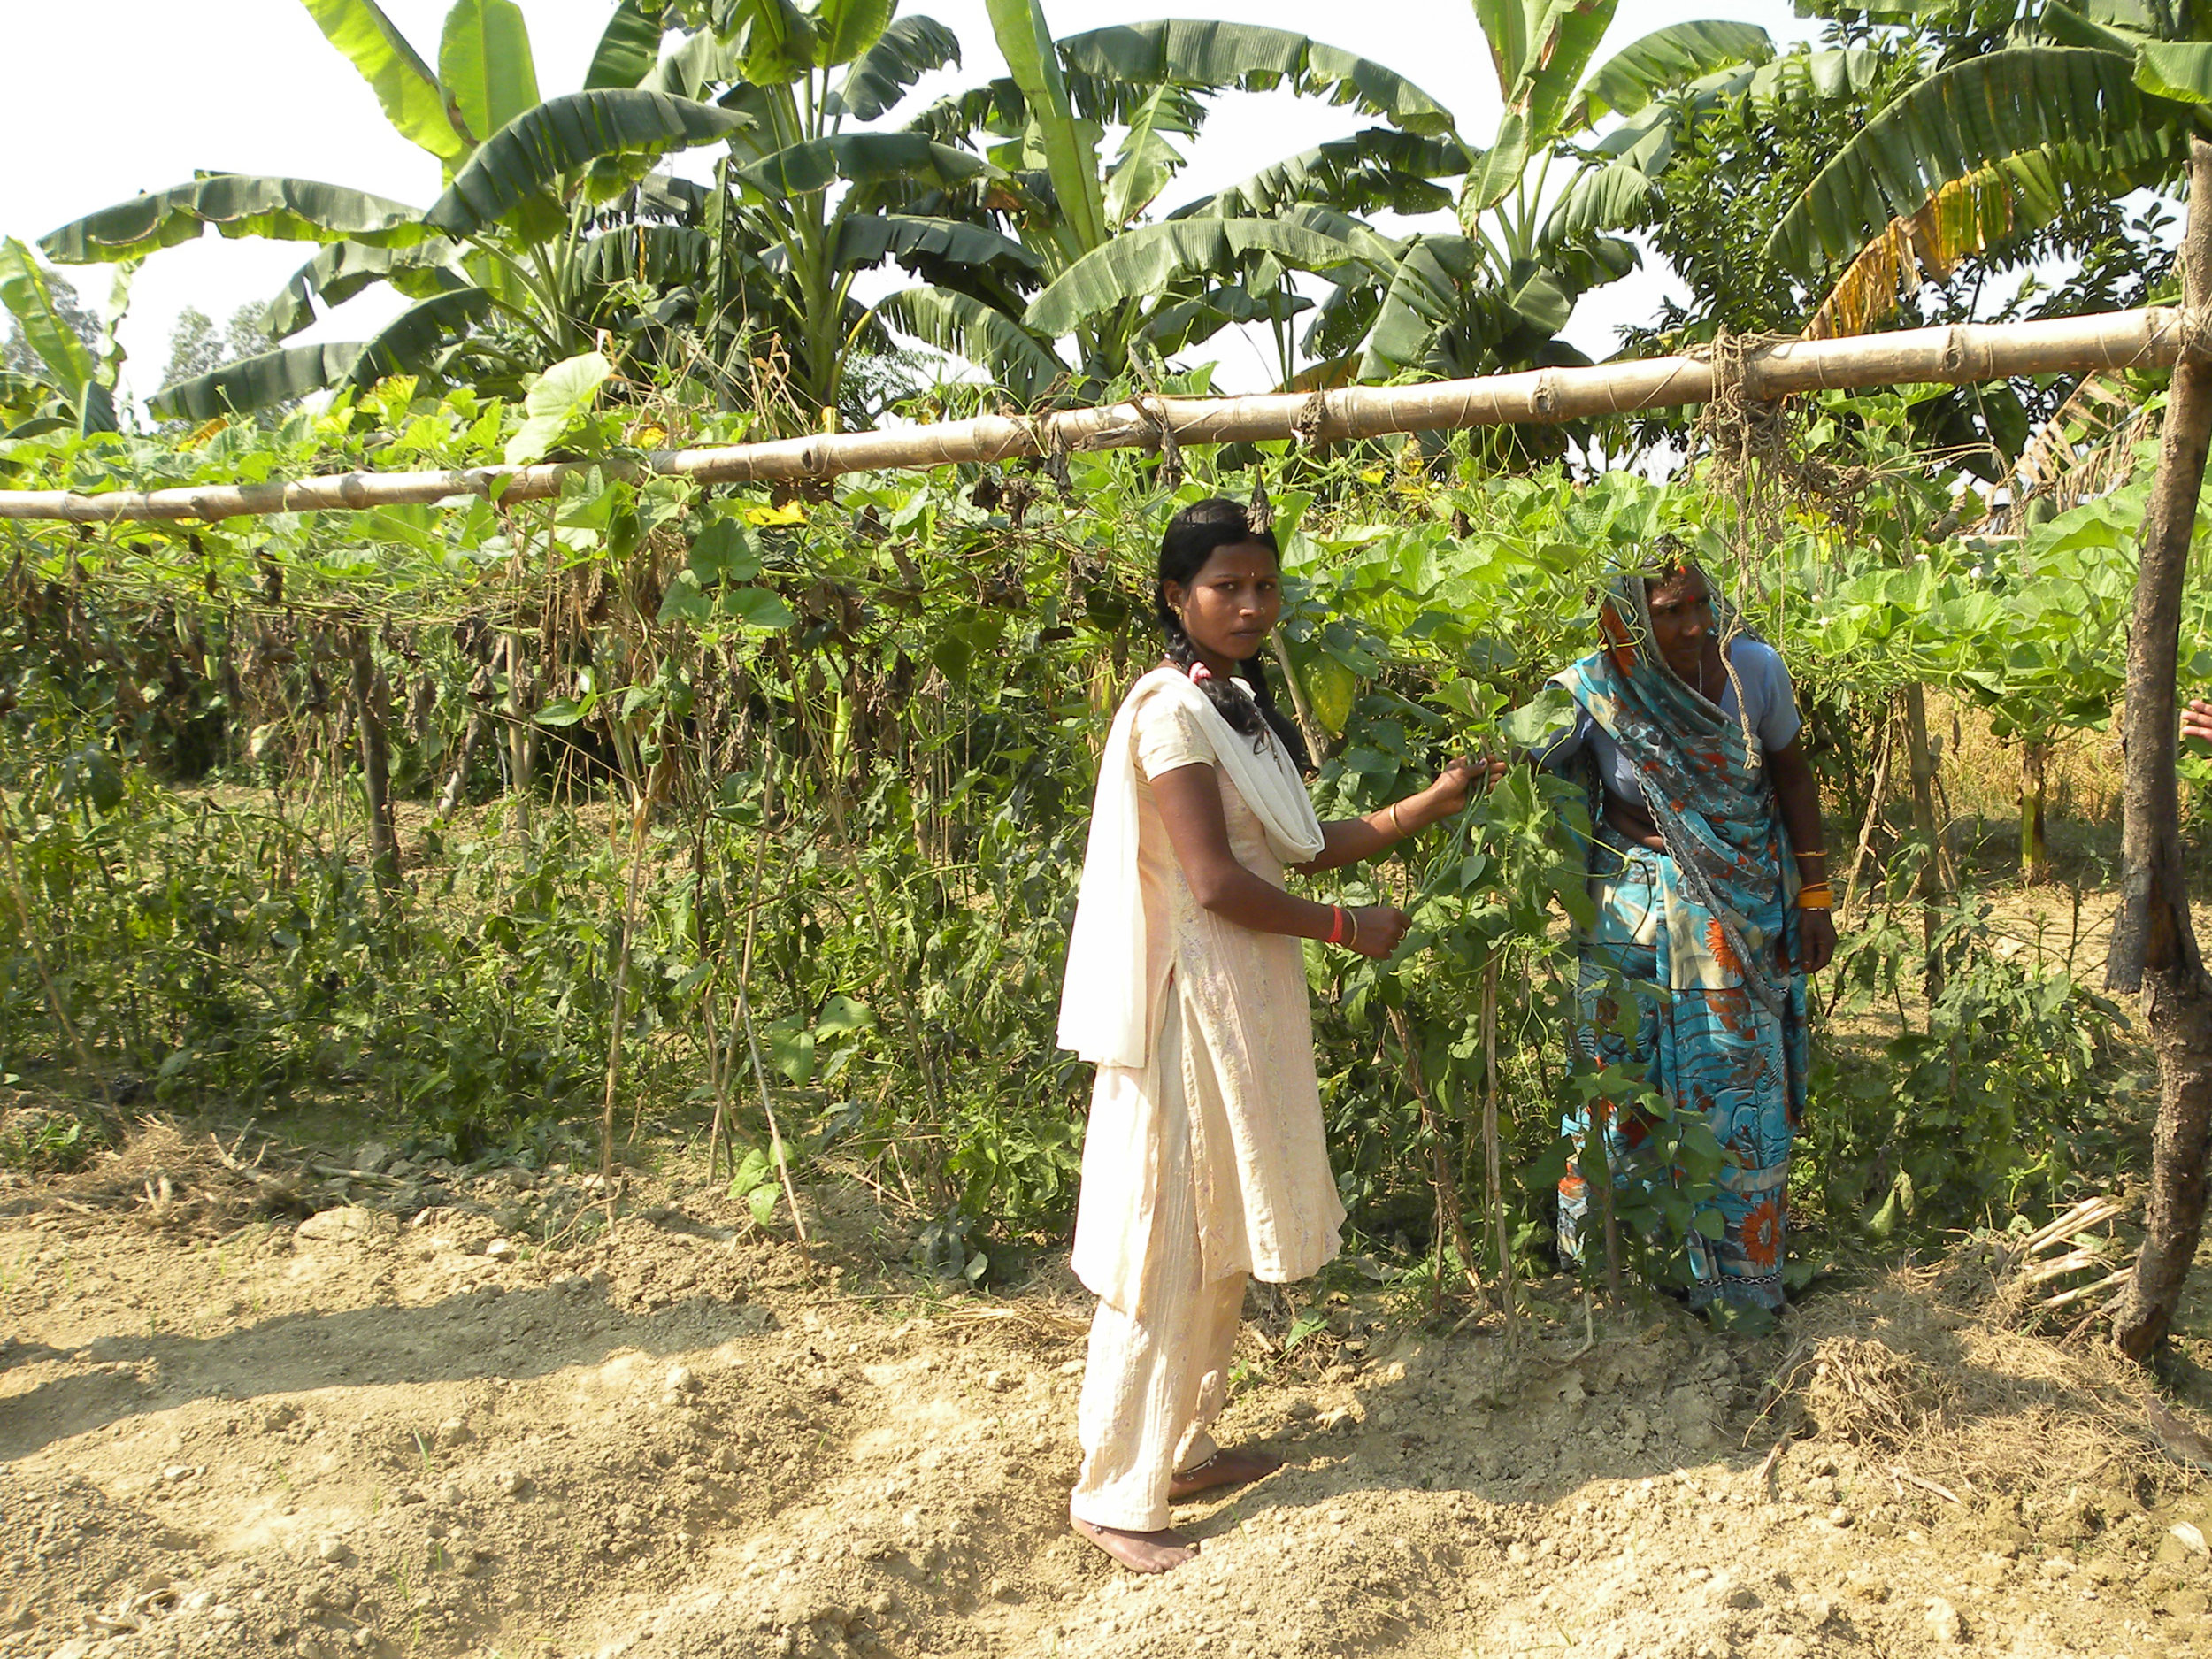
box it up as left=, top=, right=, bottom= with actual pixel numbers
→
left=2, top=1126, right=2206, bottom=1659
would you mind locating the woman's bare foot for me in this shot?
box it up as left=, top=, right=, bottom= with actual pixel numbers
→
left=1169, top=1447, right=1283, bottom=1502
left=1071, top=1517, right=1199, bottom=1573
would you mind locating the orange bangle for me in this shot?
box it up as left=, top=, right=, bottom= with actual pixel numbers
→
left=1796, top=883, right=1833, bottom=911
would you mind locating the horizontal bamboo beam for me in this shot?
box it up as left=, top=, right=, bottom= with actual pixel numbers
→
left=0, top=305, right=2193, bottom=525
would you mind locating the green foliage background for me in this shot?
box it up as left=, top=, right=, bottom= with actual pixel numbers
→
left=0, top=363, right=2173, bottom=1286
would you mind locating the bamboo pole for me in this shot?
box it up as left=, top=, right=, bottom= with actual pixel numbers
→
left=0, top=306, right=2194, bottom=524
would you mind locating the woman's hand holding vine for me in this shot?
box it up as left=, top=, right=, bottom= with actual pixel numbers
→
left=1345, top=905, right=1411, bottom=960
left=1411, top=754, right=1509, bottom=825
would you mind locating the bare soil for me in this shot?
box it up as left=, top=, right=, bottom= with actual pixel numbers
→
left=3, top=1120, right=2208, bottom=1659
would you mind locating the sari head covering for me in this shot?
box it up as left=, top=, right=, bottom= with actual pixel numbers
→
left=1563, top=562, right=1800, bottom=1013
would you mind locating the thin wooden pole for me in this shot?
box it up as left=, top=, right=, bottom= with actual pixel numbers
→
left=348, top=627, right=400, bottom=888
left=0, top=307, right=2195, bottom=524
left=1481, top=957, right=1515, bottom=1336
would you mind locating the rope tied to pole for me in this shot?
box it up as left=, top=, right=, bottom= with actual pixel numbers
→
left=1690, top=328, right=1870, bottom=551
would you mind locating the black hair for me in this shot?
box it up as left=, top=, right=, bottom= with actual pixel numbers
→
left=1156, top=497, right=1313, bottom=772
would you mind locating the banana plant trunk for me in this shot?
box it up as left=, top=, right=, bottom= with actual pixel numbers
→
left=2019, top=738, right=2052, bottom=886
left=2108, top=137, right=2212, bottom=1363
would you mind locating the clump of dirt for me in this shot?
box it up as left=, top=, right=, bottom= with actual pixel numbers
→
left=4, top=1122, right=2208, bottom=1659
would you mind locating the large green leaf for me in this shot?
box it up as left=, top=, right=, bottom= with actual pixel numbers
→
left=1465, top=110, right=1532, bottom=214
left=439, top=0, right=541, bottom=146
left=1057, top=21, right=1455, bottom=136
left=1356, top=234, right=1578, bottom=380
left=1809, top=134, right=2182, bottom=334
left=734, top=134, right=995, bottom=197
left=877, top=284, right=1064, bottom=400
left=0, top=240, right=101, bottom=418
left=574, top=223, right=715, bottom=291
left=2136, top=40, right=2212, bottom=104
left=1472, top=0, right=1534, bottom=98
left=1573, top=19, right=1773, bottom=125
left=585, top=0, right=669, bottom=89
left=1138, top=281, right=1310, bottom=356
left=828, top=14, right=960, bottom=120
left=1744, top=44, right=1887, bottom=113
left=266, top=238, right=470, bottom=337
left=42, top=175, right=426, bottom=265
left=1540, top=160, right=1655, bottom=244
left=1103, top=84, right=1193, bottom=229
left=1766, top=46, right=2185, bottom=273
left=1023, top=217, right=1397, bottom=337
left=987, top=0, right=1109, bottom=252
left=1176, top=129, right=1464, bottom=219
left=149, top=288, right=492, bottom=419
left=1515, top=0, right=1617, bottom=145
left=726, top=0, right=818, bottom=87
left=646, top=25, right=733, bottom=100
left=824, top=215, right=1042, bottom=273
left=507, top=350, right=613, bottom=465
left=299, top=0, right=467, bottom=162
left=2043, top=0, right=2159, bottom=56
left=425, top=90, right=750, bottom=240
left=814, top=0, right=894, bottom=68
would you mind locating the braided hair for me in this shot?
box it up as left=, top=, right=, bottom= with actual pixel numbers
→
left=1156, top=498, right=1313, bottom=772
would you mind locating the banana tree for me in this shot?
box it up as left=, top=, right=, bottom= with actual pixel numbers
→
left=1766, top=0, right=2205, bottom=338
left=883, top=5, right=1462, bottom=391
left=1354, top=1, right=1777, bottom=385
left=41, top=0, right=748, bottom=418
left=633, top=1, right=1063, bottom=419
left=0, top=240, right=126, bottom=438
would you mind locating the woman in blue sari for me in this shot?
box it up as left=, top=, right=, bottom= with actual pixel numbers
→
left=1539, top=557, right=1835, bottom=1311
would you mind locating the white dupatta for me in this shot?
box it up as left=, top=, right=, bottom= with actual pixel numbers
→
left=1056, top=666, right=1325, bottom=1068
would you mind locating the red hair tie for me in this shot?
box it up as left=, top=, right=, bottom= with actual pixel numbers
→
left=1188, top=661, right=1214, bottom=684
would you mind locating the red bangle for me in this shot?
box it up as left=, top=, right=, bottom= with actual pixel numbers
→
left=1325, top=906, right=1348, bottom=945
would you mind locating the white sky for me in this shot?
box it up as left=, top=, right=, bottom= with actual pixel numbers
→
left=0, top=0, right=1822, bottom=411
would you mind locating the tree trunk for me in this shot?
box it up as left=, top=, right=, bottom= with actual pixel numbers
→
left=2108, top=136, right=2212, bottom=1362
left=349, top=630, right=400, bottom=888
left=1901, top=683, right=1945, bottom=1002
left=2020, top=739, right=2052, bottom=885
left=437, top=710, right=484, bottom=817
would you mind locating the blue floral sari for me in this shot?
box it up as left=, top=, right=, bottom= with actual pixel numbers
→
left=1552, top=577, right=1809, bottom=1311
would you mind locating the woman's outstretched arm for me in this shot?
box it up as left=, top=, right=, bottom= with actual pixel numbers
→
left=1152, top=764, right=1409, bottom=959
left=1296, top=755, right=1509, bottom=874
left=1766, top=738, right=1836, bottom=974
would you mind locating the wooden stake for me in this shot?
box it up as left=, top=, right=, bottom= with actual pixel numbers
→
left=2109, top=137, right=2212, bottom=1362
left=1481, top=956, right=1516, bottom=1335
left=0, top=307, right=2196, bottom=524
left=348, top=628, right=400, bottom=888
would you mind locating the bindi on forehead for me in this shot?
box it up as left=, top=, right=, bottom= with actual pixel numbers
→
left=1194, top=541, right=1280, bottom=577
left=1648, top=571, right=1709, bottom=609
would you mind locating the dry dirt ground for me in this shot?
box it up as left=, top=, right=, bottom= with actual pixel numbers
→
left=1, top=1122, right=2205, bottom=1659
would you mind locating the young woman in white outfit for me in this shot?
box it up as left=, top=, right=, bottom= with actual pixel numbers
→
left=1056, top=497, right=1502, bottom=1572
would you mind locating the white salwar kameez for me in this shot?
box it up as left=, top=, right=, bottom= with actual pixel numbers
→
left=1058, top=669, right=1346, bottom=1532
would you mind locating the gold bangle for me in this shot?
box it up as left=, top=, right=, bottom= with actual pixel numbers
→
left=1348, top=908, right=1362, bottom=949
left=1793, top=848, right=1827, bottom=859
left=1386, top=801, right=1410, bottom=839
left=1796, top=890, right=1834, bottom=911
